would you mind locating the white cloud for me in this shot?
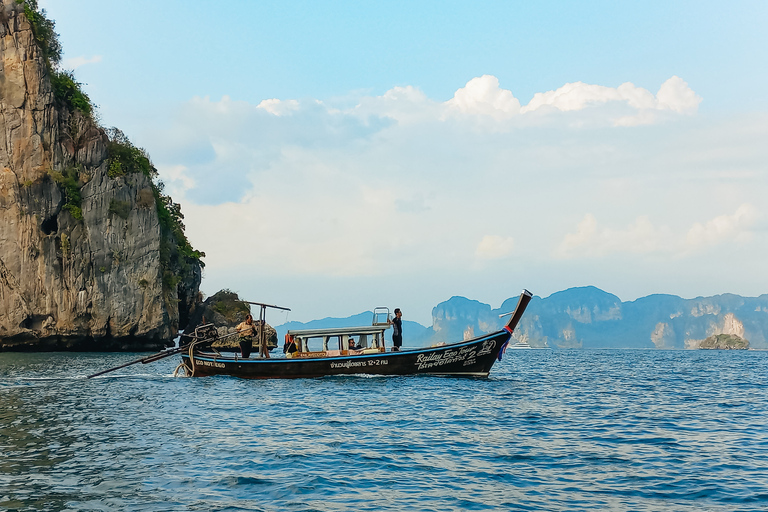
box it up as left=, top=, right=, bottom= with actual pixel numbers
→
left=557, top=214, right=598, bottom=257
left=685, top=204, right=758, bottom=248
left=256, top=98, right=301, bottom=116
left=521, top=82, right=649, bottom=113
left=355, top=85, right=441, bottom=124
left=137, top=76, right=768, bottom=323
left=520, top=75, right=701, bottom=126
left=60, top=55, right=102, bottom=70
left=351, top=74, right=701, bottom=128
left=444, top=75, right=521, bottom=119
left=657, top=76, right=703, bottom=114
left=345, top=74, right=701, bottom=130
left=557, top=204, right=759, bottom=259
left=475, top=235, right=515, bottom=260
left=152, top=75, right=722, bottom=274
left=183, top=175, right=404, bottom=277
left=556, top=214, right=675, bottom=258
left=156, top=164, right=196, bottom=196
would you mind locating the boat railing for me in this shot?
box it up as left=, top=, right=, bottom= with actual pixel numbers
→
left=372, top=307, right=390, bottom=326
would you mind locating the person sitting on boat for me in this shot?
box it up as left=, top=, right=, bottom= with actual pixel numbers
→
left=283, top=334, right=298, bottom=356
left=348, top=338, right=358, bottom=350
left=236, top=314, right=257, bottom=358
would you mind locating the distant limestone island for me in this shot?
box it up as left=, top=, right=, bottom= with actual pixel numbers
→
left=417, top=287, right=766, bottom=350
left=418, top=287, right=765, bottom=350
left=697, top=334, right=749, bottom=350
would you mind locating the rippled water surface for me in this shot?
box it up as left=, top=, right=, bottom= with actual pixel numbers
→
left=1, top=350, right=767, bottom=511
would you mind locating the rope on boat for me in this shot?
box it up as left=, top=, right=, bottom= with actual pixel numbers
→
left=172, top=339, right=207, bottom=377
left=188, top=339, right=198, bottom=377
left=172, top=362, right=191, bottom=378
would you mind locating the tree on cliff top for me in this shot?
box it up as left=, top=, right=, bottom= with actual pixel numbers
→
left=19, top=0, right=61, bottom=65
left=19, top=0, right=94, bottom=117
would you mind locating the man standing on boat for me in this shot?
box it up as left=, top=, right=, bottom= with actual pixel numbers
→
left=236, top=315, right=257, bottom=358
left=389, top=308, right=403, bottom=351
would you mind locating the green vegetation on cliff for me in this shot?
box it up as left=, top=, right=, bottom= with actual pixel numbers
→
left=19, top=0, right=60, bottom=65
left=155, top=184, right=206, bottom=289
left=50, top=70, right=93, bottom=117
left=106, top=128, right=154, bottom=179
left=210, top=290, right=251, bottom=323
left=106, top=128, right=205, bottom=293
left=48, top=166, right=82, bottom=220
left=20, top=1, right=94, bottom=118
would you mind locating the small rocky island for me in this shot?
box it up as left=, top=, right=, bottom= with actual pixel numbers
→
left=185, top=290, right=278, bottom=351
left=0, top=1, right=203, bottom=351
left=698, top=334, right=749, bottom=350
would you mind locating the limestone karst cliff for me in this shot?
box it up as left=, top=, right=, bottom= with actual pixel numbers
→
left=0, top=1, right=203, bottom=350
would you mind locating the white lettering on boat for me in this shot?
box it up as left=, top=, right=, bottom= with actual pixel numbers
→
left=199, top=360, right=226, bottom=368
left=415, top=346, right=478, bottom=370
left=477, top=340, right=496, bottom=356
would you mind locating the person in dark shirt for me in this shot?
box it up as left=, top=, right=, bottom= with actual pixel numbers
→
left=389, top=308, right=403, bottom=351
left=283, top=334, right=298, bottom=355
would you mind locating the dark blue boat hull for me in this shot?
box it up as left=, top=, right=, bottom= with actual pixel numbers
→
left=180, top=330, right=512, bottom=379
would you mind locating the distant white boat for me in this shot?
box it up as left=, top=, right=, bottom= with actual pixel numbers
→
left=506, top=340, right=533, bottom=349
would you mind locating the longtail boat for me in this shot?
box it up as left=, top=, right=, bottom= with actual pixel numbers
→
left=173, top=290, right=533, bottom=379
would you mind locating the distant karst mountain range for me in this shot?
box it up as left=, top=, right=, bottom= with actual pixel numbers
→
left=277, top=287, right=768, bottom=350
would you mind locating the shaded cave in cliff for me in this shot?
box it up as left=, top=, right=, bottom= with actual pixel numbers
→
left=19, top=314, right=52, bottom=331
left=41, top=214, right=58, bottom=235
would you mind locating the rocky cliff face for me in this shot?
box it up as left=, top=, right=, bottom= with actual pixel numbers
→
left=0, top=1, right=201, bottom=350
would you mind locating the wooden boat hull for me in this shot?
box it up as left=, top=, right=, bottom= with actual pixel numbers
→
left=180, top=330, right=513, bottom=379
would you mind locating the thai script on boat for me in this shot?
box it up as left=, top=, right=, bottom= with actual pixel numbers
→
left=330, top=359, right=389, bottom=369
left=415, top=346, right=477, bottom=370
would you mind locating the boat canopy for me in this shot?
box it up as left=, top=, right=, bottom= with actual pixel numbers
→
left=287, top=324, right=391, bottom=353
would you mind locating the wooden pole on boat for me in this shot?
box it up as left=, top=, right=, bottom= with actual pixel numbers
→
left=86, top=345, right=184, bottom=378
left=259, top=304, right=267, bottom=358
left=243, top=301, right=291, bottom=312
left=498, top=290, right=533, bottom=331
left=85, top=324, right=218, bottom=378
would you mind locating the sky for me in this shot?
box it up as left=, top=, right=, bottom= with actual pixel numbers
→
left=38, top=0, right=768, bottom=325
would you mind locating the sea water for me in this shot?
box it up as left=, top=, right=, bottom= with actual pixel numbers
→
left=1, top=349, right=767, bottom=511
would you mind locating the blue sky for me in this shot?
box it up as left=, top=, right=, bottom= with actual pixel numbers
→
left=40, top=1, right=768, bottom=324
